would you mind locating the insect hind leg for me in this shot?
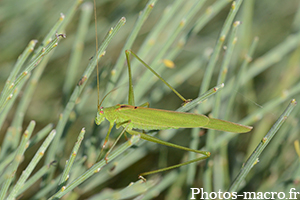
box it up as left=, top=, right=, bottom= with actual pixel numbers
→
left=126, top=129, right=210, bottom=178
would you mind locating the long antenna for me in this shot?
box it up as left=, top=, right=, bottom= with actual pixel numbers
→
left=93, top=0, right=100, bottom=110
left=99, top=88, right=119, bottom=108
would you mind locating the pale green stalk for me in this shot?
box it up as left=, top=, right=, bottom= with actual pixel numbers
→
left=90, top=179, right=156, bottom=200
left=57, top=0, right=83, bottom=33
left=31, top=13, right=65, bottom=59
left=131, top=0, right=184, bottom=64
left=0, top=121, right=35, bottom=200
left=134, top=0, right=207, bottom=103
left=243, top=32, right=300, bottom=83
left=191, top=0, right=232, bottom=36
left=225, top=37, right=259, bottom=120
left=44, top=17, right=126, bottom=181
left=187, top=21, right=239, bottom=196
left=7, top=130, right=56, bottom=200
left=214, top=81, right=300, bottom=148
left=32, top=157, right=87, bottom=199
left=16, top=164, right=50, bottom=196
left=0, top=74, right=30, bottom=161
left=0, top=123, right=53, bottom=174
left=10, top=54, right=52, bottom=151
left=118, top=0, right=184, bottom=87
left=213, top=155, right=225, bottom=192
left=106, top=0, right=157, bottom=94
left=177, top=83, right=225, bottom=112
left=228, top=99, right=297, bottom=193
left=209, top=21, right=240, bottom=151
left=142, top=171, right=178, bottom=199
left=32, top=176, right=61, bottom=199
left=183, top=84, right=225, bottom=190
left=292, top=2, right=300, bottom=31
left=200, top=0, right=243, bottom=193
left=0, top=35, right=65, bottom=113
left=1, top=40, right=37, bottom=100
left=48, top=135, right=140, bottom=200
left=79, top=143, right=147, bottom=193
left=63, top=2, right=93, bottom=100
left=57, top=128, right=85, bottom=191
left=1, top=3, right=81, bottom=156
left=200, top=0, right=243, bottom=95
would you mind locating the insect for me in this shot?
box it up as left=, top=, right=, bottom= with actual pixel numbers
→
left=94, top=49, right=252, bottom=179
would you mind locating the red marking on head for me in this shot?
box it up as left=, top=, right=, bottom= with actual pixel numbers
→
left=100, top=111, right=104, bottom=114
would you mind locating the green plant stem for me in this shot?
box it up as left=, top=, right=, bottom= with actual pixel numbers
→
left=133, top=0, right=207, bottom=103
left=177, top=83, right=225, bottom=112
left=228, top=99, right=297, bottom=193
left=1, top=40, right=37, bottom=99
left=63, top=2, right=92, bottom=101
left=243, top=31, right=300, bottom=84
left=48, top=135, right=140, bottom=199
left=191, top=0, right=232, bottom=36
left=0, top=123, right=53, bottom=174
left=225, top=36, right=259, bottom=120
left=0, top=121, right=35, bottom=200
left=200, top=0, right=242, bottom=95
left=16, top=164, right=50, bottom=195
left=44, top=17, right=126, bottom=183
left=209, top=21, right=240, bottom=151
left=57, top=128, right=85, bottom=191
left=7, top=130, right=56, bottom=200
left=107, top=0, right=157, bottom=94
left=201, top=1, right=243, bottom=193
left=0, top=34, right=65, bottom=114
left=130, top=0, right=184, bottom=69
left=0, top=74, right=30, bottom=160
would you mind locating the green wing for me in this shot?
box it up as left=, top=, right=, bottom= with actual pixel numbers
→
left=116, top=105, right=209, bottom=130
left=116, top=105, right=252, bottom=133
left=202, top=118, right=252, bottom=133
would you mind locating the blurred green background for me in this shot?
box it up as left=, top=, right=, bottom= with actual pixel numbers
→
left=0, top=0, right=300, bottom=199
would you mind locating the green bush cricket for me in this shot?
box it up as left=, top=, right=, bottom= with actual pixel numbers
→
left=91, top=0, right=251, bottom=180
left=94, top=49, right=252, bottom=179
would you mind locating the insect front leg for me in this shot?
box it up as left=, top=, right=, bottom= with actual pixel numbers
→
left=97, top=122, right=114, bottom=162
left=104, top=120, right=131, bottom=163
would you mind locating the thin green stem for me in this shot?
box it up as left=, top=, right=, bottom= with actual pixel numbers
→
left=228, top=99, right=297, bottom=193
left=107, top=0, right=157, bottom=94
left=63, top=2, right=93, bottom=101
left=200, top=0, right=243, bottom=94
left=1, top=40, right=37, bottom=99
left=7, top=130, right=56, bottom=200
left=134, top=0, right=207, bottom=103
left=225, top=37, right=259, bottom=120
left=0, top=121, right=35, bottom=200
left=0, top=34, right=65, bottom=114
left=44, top=17, right=126, bottom=182
left=48, top=135, right=140, bottom=199
left=57, top=128, right=85, bottom=191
